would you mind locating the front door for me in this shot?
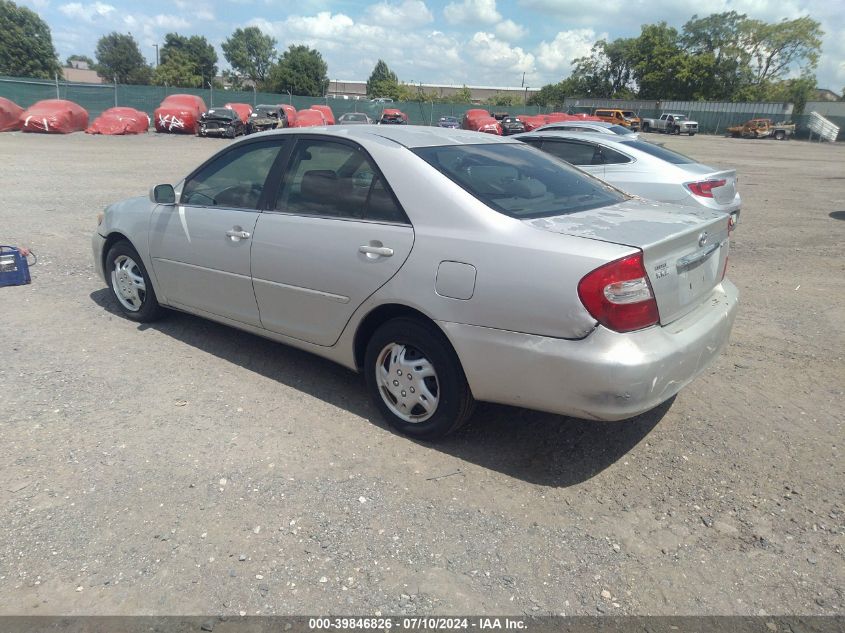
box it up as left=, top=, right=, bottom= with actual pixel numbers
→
left=251, top=137, right=414, bottom=346
left=149, top=139, right=284, bottom=326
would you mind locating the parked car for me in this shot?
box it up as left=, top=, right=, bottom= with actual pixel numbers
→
left=0, top=96, right=24, bottom=132
left=516, top=114, right=546, bottom=132
left=154, top=94, right=206, bottom=134
left=461, top=109, right=491, bottom=130
left=311, top=105, right=335, bottom=125
left=293, top=109, right=327, bottom=127
left=437, top=116, right=460, bottom=129
left=474, top=117, right=502, bottom=135
left=86, top=107, right=149, bottom=135
left=21, top=99, right=89, bottom=134
left=515, top=131, right=740, bottom=223
left=247, top=104, right=286, bottom=134
left=224, top=102, right=253, bottom=124
left=499, top=116, right=526, bottom=136
left=371, top=97, right=394, bottom=103
left=642, top=113, right=698, bottom=135
left=534, top=120, right=640, bottom=138
left=378, top=109, right=408, bottom=124
left=592, top=108, right=641, bottom=131
left=199, top=108, right=246, bottom=138
left=337, top=112, right=373, bottom=125
left=92, top=126, right=738, bottom=439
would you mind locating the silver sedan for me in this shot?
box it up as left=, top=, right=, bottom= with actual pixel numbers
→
left=535, top=120, right=640, bottom=139
left=515, top=130, right=741, bottom=221
left=92, top=126, right=738, bottom=439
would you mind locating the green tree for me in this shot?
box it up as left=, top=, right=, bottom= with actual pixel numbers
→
left=66, top=54, right=95, bottom=68
left=487, top=93, right=519, bottom=107
left=221, top=27, right=276, bottom=88
left=682, top=12, right=754, bottom=100
left=153, top=48, right=201, bottom=87
left=445, top=85, right=472, bottom=103
left=761, top=74, right=816, bottom=115
left=95, top=32, right=152, bottom=84
left=160, top=33, right=218, bottom=85
left=366, top=59, right=400, bottom=98
left=267, top=45, right=328, bottom=96
left=743, top=17, right=823, bottom=92
left=0, top=0, right=61, bottom=78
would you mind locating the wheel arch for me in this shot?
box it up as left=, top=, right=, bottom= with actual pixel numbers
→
left=353, top=303, right=453, bottom=371
left=102, top=231, right=134, bottom=273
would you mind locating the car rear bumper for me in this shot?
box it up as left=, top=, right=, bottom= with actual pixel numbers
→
left=439, top=280, right=738, bottom=421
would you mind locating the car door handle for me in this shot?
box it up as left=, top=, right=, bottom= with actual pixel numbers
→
left=359, top=245, right=394, bottom=257
left=226, top=229, right=251, bottom=239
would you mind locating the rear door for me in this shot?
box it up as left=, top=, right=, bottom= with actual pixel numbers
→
left=251, top=137, right=414, bottom=346
left=149, top=139, right=285, bottom=326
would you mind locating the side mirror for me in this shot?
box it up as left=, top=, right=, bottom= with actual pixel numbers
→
left=150, top=184, right=176, bottom=205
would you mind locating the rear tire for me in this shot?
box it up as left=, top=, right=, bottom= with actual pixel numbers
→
left=364, top=318, right=474, bottom=440
left=774, top=130, right=785, bottom=140
left=105, top=240, right=164, bottom=322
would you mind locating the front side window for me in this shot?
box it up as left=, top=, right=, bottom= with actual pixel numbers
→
left=413, top=143, right=626, bottom=219
left=275, top=139, right=407, bottom=223
left=181, top=141, right=282, bottom=209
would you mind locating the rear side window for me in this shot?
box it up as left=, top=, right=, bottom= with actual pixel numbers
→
left=622, top=140, right=696, bottom=164
left=275, top=139, right=407, bottom=223
left=539, top=139, right=600, bottom=165
left=413, top=143, right=626, bottom=219
left=600, top=146, right=632, bottom=164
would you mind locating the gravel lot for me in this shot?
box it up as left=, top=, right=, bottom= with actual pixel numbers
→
left=0, top=130, right=843, bottom=617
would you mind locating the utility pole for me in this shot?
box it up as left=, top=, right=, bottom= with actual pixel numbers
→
left=153, top=44, right=159, bottom=67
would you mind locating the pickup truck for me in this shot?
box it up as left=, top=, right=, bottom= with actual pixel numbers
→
left=642, top=113, right=698, bottom=135
left=727, top=118, right=795, bottom=140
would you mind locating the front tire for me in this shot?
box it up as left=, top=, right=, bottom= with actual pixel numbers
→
left=364, top=318, right=474, bottom=440
left=105, top=241, right=164, bottom=322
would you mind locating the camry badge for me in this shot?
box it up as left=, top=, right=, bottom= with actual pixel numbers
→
left=698, top=232, right=708, bottom=247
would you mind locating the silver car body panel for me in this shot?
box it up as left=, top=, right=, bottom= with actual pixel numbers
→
left=93, top=125, right=738, bottom=421
left=514, top=131, right=742, bottom=215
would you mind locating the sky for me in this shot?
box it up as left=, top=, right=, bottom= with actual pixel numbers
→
left=20, top=0, right=845, bottom=92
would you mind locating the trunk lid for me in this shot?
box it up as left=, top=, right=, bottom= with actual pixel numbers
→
left=527, top=200, right=731, bottom=324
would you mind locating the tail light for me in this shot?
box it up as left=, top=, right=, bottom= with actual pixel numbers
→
left=685, top=179, right=727, bottom=198
left=578, top=252, right=660, bottom=333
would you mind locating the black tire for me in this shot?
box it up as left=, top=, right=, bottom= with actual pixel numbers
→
left=105, top=240, right=164, bottom=322
left=774, top=130, right=785, bottom=140
left=642, top=122, right=650, bottom=132
left=689, top=132, right=696, bottom=136
left=364, top=317, right=475, bottom=440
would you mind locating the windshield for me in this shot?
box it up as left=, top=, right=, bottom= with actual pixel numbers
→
left=413, top=143, right=626, bottom=219
left=621, top=140, right=696, bottom=164
left=621, top=111, right=637, bottom=118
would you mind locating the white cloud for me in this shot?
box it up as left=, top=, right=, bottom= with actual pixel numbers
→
left=443, top=0, right=501, bottom=25
left=495, top=19, right=527, bottom=40
left=58, top=1, right=115, bottom=22
left=536, top=28, right=604, bottom=73
left=366, top=0, right=433, bottom=28
left=466, top=32, right=535, bottom=73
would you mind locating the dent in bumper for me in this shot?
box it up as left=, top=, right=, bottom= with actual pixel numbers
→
left=440, top=280, right=739, bottom=421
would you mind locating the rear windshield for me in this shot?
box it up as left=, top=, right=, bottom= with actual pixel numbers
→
left=621, top=140, right=696, bottom=164
left=413, top=143, right=626, bottom=219
left=609, top=125, right=635, bottom=135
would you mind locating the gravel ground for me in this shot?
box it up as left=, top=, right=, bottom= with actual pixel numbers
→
left=0, top=131, right=843, bottom=617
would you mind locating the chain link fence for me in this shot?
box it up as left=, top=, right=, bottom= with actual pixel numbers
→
left=1, top=75, right=841, bottom=139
